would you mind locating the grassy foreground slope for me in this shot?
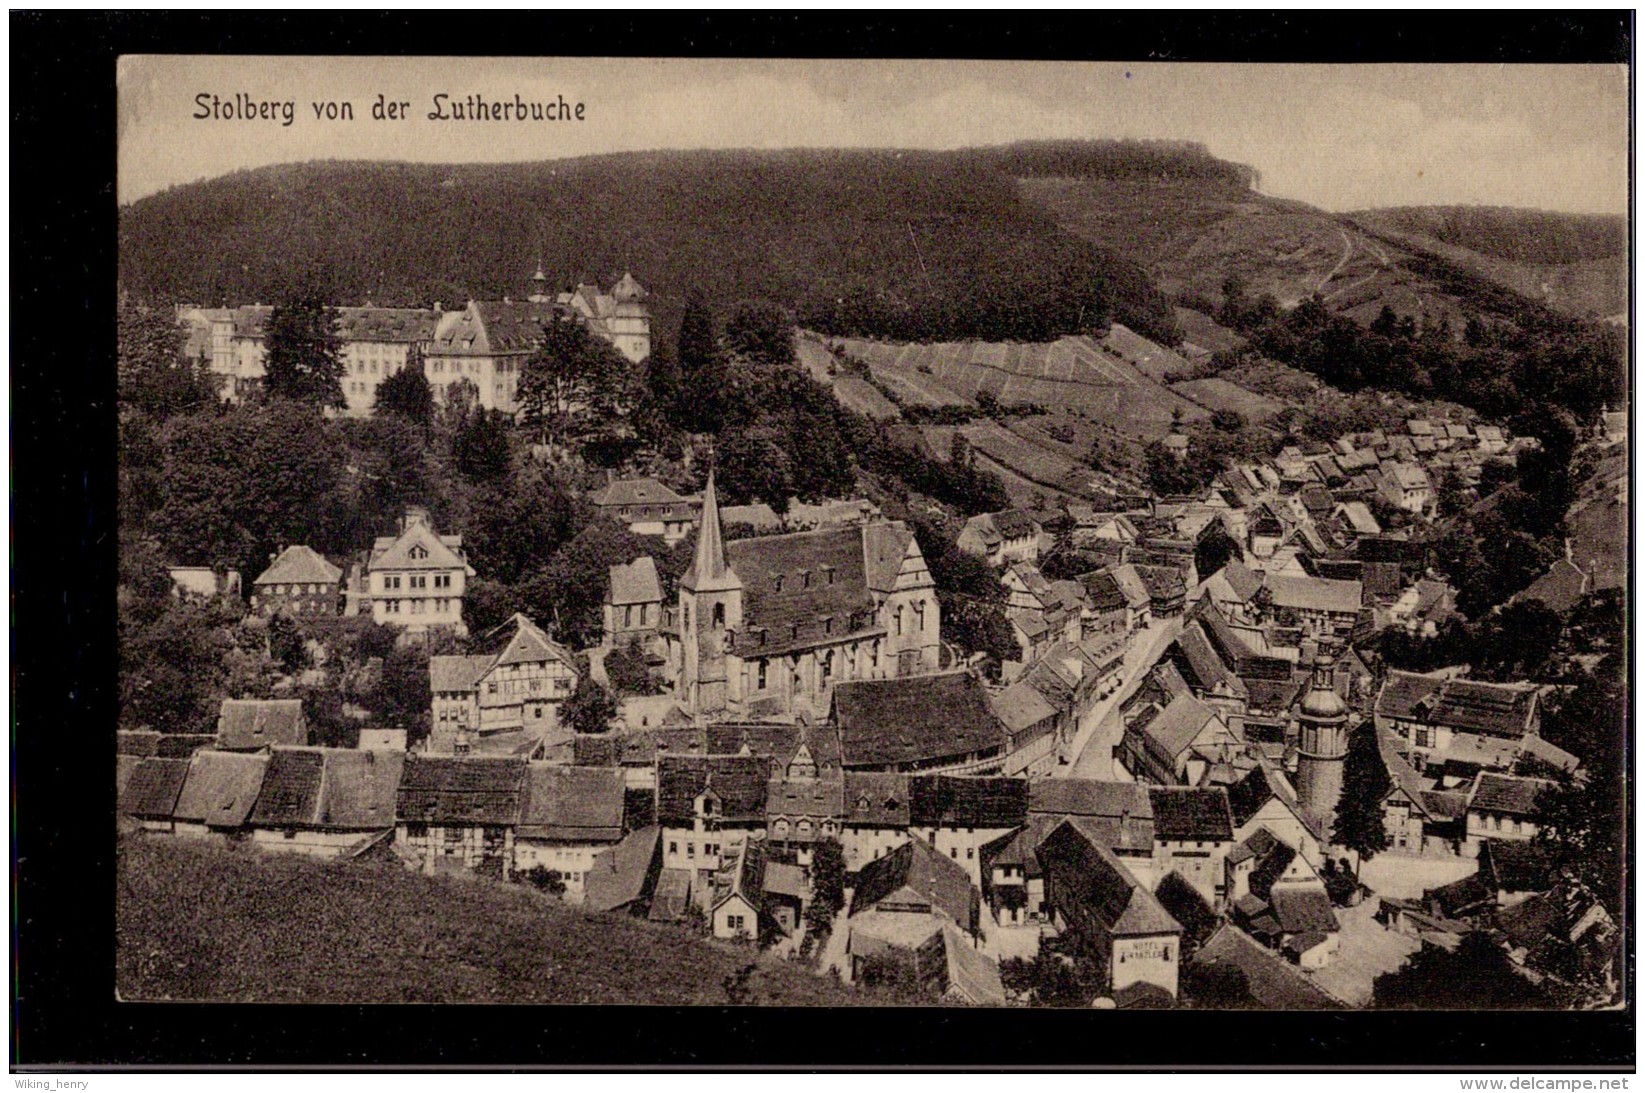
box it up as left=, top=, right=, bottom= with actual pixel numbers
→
left=116, top=836, right=865, bottom=1005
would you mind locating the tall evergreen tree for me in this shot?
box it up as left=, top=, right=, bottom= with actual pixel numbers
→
left=263, top=293, right=345, bottom=408
left=373, top=348, right=433, bottom=426
left=1334, top=722, right=1391, bottom=874
left=676, top=290, right=725, bottom=433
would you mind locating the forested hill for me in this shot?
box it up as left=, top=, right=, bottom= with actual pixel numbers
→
left=118, top=143, right=1213, bottom=346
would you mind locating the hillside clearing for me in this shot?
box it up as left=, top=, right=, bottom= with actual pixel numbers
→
left=116, top=835, right=869, bottom=1006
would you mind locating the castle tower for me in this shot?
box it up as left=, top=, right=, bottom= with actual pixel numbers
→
left=1295, top=651, right=1350, bottom=837
left=606, top=271, right=652, bottom=363
left=679, top=471, right=742, bottom=717
left=527, top=262, right=551, bottom=304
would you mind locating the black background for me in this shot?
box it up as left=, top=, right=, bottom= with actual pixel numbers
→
left=11, top=9, right=1635, bottom=1070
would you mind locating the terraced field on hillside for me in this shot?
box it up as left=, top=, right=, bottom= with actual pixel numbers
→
left=832, top=327, right=1207, bottom=436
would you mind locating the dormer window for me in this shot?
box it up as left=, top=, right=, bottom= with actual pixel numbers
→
left=857, top=795, right=870, bottom=812
left=409, top=545, right=428, bottom=561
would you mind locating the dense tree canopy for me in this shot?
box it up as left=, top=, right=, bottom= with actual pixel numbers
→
left=263, top=294, right=346, bottom=408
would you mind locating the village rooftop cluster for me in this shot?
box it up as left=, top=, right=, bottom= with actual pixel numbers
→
left=125, top=270, right=1623, bottom=1011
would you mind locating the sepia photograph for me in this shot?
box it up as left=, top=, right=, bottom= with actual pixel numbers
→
left=12, top=11, right=1634, bottom=1074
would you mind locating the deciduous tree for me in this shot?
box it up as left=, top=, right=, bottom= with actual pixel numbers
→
left=263, top=293, right=346, bottom=408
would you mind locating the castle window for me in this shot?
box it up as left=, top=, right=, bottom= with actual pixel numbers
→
left=774, top=576, right=784, bottom=593
left=823, top=617, right=832, bottom=635
left=800, top=571, right=810, bottom=590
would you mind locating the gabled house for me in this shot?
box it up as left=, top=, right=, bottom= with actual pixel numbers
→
left=512, top=764, right=627, bottom=904
left=365, top=507, right=475, bottom=635
left=1119, top=693, right=1242, bottom=786
left=956, top=509, right=1042, bottom=568
left=427, top=614, right=578, bottom=753
left=394, top=754, right=525, bottom=876
left=908, top=775, right=1029, bottom=887
left=840, top=771, right=912, bottom=873
left=1464, top=772, right=1556, bottom=857
left=848, top=834, right=980, bottom=941
left=250, top=545, right=342, bottom=619
left=248, top=747, right=404, bottom=859
left=590, top=478, right=699, bottom=544
left=1374, top=671, right=1541, bottom=777
left=1148, top=786, right=1235, bottom=905
left=656, top=753, right=771, bottom=891
left=1226, top=762, right=1324, bottom=868
left=604, top=555, right=665, bottom=651
left=120, top=756, right=192, bottom=832
left=1038, top=820, right=1183, bottom=1000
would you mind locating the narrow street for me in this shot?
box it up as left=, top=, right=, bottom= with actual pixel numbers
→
left=1060, top=617, right=1182, bottom=780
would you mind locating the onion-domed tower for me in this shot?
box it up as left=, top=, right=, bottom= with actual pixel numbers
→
left=1295, top=652, right=1350, bottom=834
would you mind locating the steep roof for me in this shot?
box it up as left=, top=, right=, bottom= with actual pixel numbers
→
left=1377, top=672, right=1538, bottom=738
left=1469, top=773, right=1555, bottom=816
left=989, top=679, right=1060, bottom=736
left=766, top=774, right=844, bottom=830
left=909, top=775, right=1029, bottom=828
left=333, top=306, right=439, bottom=343
left=1268, top=886, right=1339, bottom=936
left=724, top=527, right=876, bottom=655
left=841, top=771, right=911, bottom=826
left=317, top=748, right=404, bottom=830
left=1029, top=779, right=1152, bottom=822
left=1136, top=694, right=1222, bottom=763
left=173, top=750, right=269, bottom=827
left=585, top=826, right=661, bottom=913
left=517, top=764, right=625, bottom=842
left=252, top=545, right=342, bottom=588
left=1263, top=573, right=1363, bottom=615
left=1037, top=820, right=1181, bottom=938
left=217, top=699, right=306, bottom=750
left=590, top=477, right=690, bottom=508
left=1108, top=564, right=1150, bottom=608
left=368, top=519, right=473, bottom=574
left=833, top=673, right=1004, bottom=770
left=248, top=748, right=325, bottom=826
left=122, top=757, right=191, bottom=819
left=1192, top=924, right=1344, bottom=1009
left=1079, top=569, right=1127, bottom=611
left=394, top=755, right=526, bottom=826
left=1148, top=786, right=1235, bottom=842
left=429, top=654, right=494, bottom=694
left=655, top=754, right=771, bottom=825
left=607, top=555, right=663, bottom=605
left=849, top=836, right=975, bottom=926
left=489, top=614, right=577, bottom=672
left=939, top=922, right=1007, bottom=1005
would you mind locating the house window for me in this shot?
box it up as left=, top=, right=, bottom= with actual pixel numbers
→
left=967, top=847, right=975, bottom=861
left=411, top=575, right=427, bottom=590
left=774, top=576, right=784, bottom=593
left=624, top=605, right=633, bottom=627
left=668, top=841, right=678, bottom=855
left=407, top=823, right=427, bottom=839
left=435, top=574, right=451, bottom=589
left=687, top=843, right=696, bottom=858
left=757, top=660, right=768, bottom=690
left=800, top=571, right=811, bottom=590
left=713, top=603, right=725, bottom=628
left=729, top=915, right=744, bottom=932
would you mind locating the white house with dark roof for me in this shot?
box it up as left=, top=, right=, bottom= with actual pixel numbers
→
left=250, top=545, right=343, bottom=619
left=365, top=507, right=476, bottom=634
left=1373, top=670, right=1541, bottom=778
left=1378, top=461, right=1432, bottom=514
left=956, top=509, right=1043, bottom=569
left=1464, top=772, right=1556, bottom=857
left=512, top=763, right=627, bottom=903
left=590, top=478, right=700, bottom=543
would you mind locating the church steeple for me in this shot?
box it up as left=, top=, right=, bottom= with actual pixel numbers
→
left=682, top=470, right=740, bottom=593
left=1296, top=650, right=1350, bottom=835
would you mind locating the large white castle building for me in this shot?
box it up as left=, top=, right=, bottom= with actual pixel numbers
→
left=178, top=270, right=651, bottom=416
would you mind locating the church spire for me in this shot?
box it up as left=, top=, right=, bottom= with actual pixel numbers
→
left=682, top=469, right=739, bottom=592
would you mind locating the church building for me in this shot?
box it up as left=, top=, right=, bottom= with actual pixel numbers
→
left=668, top=472, right=942, bottom=721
